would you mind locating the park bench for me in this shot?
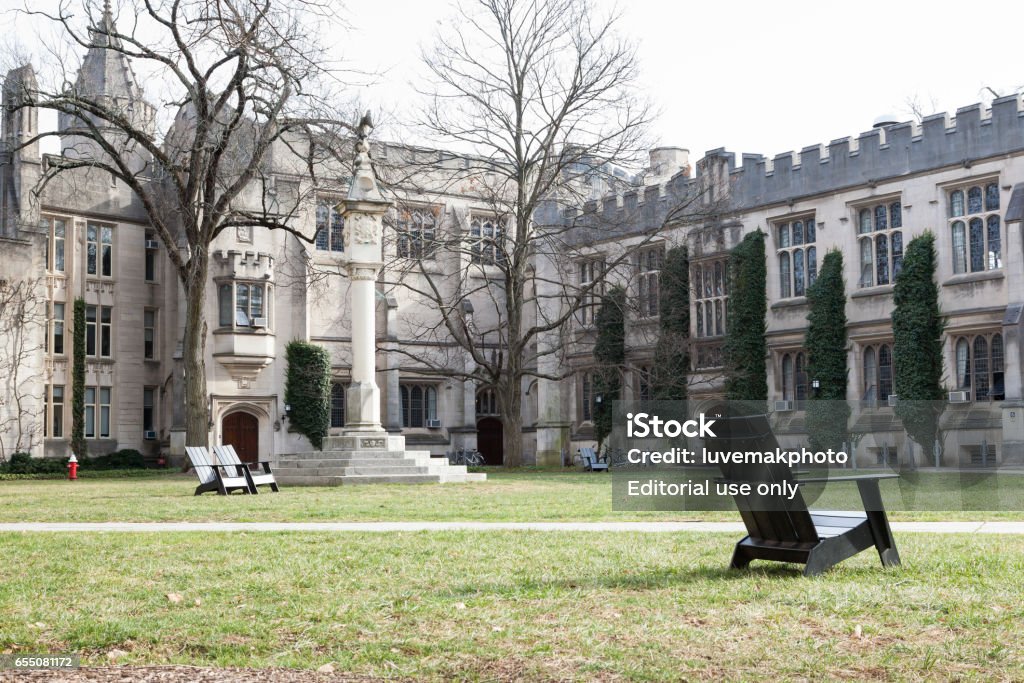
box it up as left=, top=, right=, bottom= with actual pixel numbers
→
left=185, top=446, right=252, bottom=496
left=213, top=444, right=280, bottom=493
left=579, top=447, right=609, bottom=472
left=705, top=413, right=901, bottom=576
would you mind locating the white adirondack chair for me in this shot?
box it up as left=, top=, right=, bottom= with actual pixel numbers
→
left=579, top=447, right=609, bottom=472
left=214, top=444, right=279, bottom=493
left=185, top=446, right=252, bottom=495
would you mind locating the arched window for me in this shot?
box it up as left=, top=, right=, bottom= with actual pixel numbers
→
left=878, top=345, right=893, bottom=400
left=951, top=221, right=967, bottom=274
left=714, top=262, right=723, bottom=295
left=859, top=238, right=873, bottom=287
left=987, top=215, right=1001, bottom=269
left=950, top=190, right=965, bottom=217
left=792, top=220, right=804, bottom=245
left=969, top=218, right=985, bottom=272
left=580, top=372, right=594, bottom=422
left=795, top=352, right=808, bottom=406
left=956, top=338, right=970, bottom=389
left=890, top=202, right=902, bottom=228
left=863, top=347, right=877, bottom=401
left=695, top=302, right=704, bottom=337
left=330, top=383, right=345, bottom=428
left=315, top=201, right=344, bottom=252
left=779, top=252, right=791, bottom=298
left=859, top=208, right=872, bottom=234
left=793, top=248, right=805, bottom=296
left=807, top=247, right=817, bottom=288
left=967, top=186, right=983, bottom=214
left=874, top=205, right=887, bottom=231
left=985, top=183, right=1000, bottom=211
left=891, top=232, right=903, bottom=279
left=782, top=354, right=794, bottom=401
left=973, top=337, right=990, bottom=400
left=875, top=234, right=889, bottom=285
left=714, top=300, right=723, bottom=336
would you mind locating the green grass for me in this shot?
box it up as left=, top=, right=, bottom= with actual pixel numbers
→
left=0, top=470, right=1022, bottom=523
left=0, top=532, right=1021, bottom=680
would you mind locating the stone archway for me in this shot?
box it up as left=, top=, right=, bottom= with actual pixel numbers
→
left=222, top=411, right=259, bottom=463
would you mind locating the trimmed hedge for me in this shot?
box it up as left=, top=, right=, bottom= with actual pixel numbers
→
left=0, top=449, right=147, bottom=475
left=804, top=250, right=851, bottom=451
left=653, top=245, right=690, bottom=400
left=593, top=286, right=626, bottom=448
left=724, top=230, right=767, bottom=402
left=285, top=340, right=332, bottom=450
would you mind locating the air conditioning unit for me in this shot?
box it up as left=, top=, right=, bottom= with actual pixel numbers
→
left=426, top=418, right=442, bottom=429
left=948, top=390, right=970, bottom=404
left=143, top=430, right=157, bottom=440
left=145, top=240, right=159, bottom=250
left=251, top=317, right=268, bottom=328
left=886, top=394, right=898, bottom=407
left=774, top=400, right=794, bottom=412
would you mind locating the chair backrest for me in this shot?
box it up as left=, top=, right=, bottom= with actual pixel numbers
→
left=579, top=447, right=596, bottom=465
left=213, top=444, right=241, bottom=466
left=185, top=446, right=216, bottom=485
left=703, top=413, right=819, bottom=545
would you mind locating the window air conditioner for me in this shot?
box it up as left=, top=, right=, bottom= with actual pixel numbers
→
left=426, top=418, right=442, bottom=429
left=145, top=240, right=159, bottom=250
left=143, top=430, right=157, bottom=440
left=948, top=390, right=970, bottom=404
left=251, top=317, right=268, bottom=328
left=774, top=400, right=794, bottom=412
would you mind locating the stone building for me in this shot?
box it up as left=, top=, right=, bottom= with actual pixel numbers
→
left=2, top=10, right=1023, bottom=468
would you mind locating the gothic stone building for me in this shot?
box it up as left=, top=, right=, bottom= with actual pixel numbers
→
left=3, top=25, right=1024, bottom=468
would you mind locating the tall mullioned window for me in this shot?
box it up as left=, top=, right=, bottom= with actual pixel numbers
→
left=85, top=386, right=112, bottom=438
left=86, top=223, right=114, bottom=277
left=41, top=216, right=67, bottom=273
left=954, top=333, right=1005, bottom=401
left=780, top=351, right=808, bottom=408
left=775, top=216, right=817, bottom=298
left=397, top=207, right=438, bottom=260
left=218, top=281, right=273, bottom=329
left=470, top=216, right=504, bottom=265
left=577, top=259, right=604, bottom=327
left=315, top=202, right=345, bottom=252
left=636, top=245, right=664, bottom=318
left=85, top=305, right=113, bottom=358
left=949, top=181, right=1001, bottom=274
left=693, top=259, right=728, bottom=338
left=400, top=384, right=438, bottom=428
left=862, top=343, right=894, bottom=403
left=857, top=200, right=903, bottom=288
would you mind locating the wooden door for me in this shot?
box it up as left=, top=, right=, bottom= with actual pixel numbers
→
left=476, top=417, right=503, bottom=466
left=222, top=412, right=259, bottom=463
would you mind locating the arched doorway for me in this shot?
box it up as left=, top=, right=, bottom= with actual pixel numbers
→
left=222, top=411, right=259, bottom=463
left=477, top=417, right=503, bottom=466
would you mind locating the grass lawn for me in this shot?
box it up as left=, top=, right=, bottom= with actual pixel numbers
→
left=0, top=470, right=1022, bottom=523
left=1, top=531, right=1021, bottom=680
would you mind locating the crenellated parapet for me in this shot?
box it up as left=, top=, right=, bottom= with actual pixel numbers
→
left=727, top=94, right=1024, bottom=209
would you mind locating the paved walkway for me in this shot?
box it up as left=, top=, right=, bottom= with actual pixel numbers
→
left=1, top=521, right=1022, bottom=533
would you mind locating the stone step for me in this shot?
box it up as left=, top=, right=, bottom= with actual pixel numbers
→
left=277, top=457, right=421, bottom=468
left=284, top=450, right=411, bottom=460
left=275, top=465, right=434, bottom=477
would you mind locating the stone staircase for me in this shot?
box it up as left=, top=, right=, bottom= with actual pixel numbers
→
left=274, top=434, right=487, bottom=486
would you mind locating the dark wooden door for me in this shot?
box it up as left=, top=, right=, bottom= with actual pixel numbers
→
left=222, top=412, right=259, bottom=463
left=476, top=417, right=503, bottom=466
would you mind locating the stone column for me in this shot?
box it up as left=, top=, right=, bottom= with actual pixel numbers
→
left=341, top=114, right=391, bottom=435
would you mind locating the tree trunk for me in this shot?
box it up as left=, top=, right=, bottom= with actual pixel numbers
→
left=183, top=255, right=209, bottom=448
left=500, top=381, right=524, bottom=468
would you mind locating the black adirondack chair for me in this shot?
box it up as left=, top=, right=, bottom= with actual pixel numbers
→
left=705, top=413, right=901, bottom=576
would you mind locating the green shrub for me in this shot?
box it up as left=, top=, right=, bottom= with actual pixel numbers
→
left=285, top=340, right=332, bottom=450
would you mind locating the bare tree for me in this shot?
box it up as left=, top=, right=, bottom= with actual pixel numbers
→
left=8, top=0, right=357, bottom=447
left=383, top=0, right=709, bottom=466
left=0, top=276, right=45, bottom=461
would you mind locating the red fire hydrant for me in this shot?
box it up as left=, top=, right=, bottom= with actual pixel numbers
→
left=68, top=454, right=78, bottom=480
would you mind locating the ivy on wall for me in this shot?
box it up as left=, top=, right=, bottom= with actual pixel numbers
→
left=653, top=245, right=689, bottom=401
left=71, top=298, right=87, bottom=459
left=893, top=231, right=945, bottom=455
left=285, top=340, right=332, bottom=450
left=804, top=250, right=850, bottom=451
left=593, top=286, right=625, bottom=448
left=724, top=230, right=767, bottom=402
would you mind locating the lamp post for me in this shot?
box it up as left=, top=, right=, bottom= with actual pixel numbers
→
left=341, top=113, right=392, bottom=434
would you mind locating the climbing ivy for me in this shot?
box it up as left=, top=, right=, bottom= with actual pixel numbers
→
left=285, top=341, right=332, bottom=450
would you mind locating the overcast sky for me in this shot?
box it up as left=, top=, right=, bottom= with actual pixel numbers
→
left=343, top=0, right=1024, bottom=163
left=6, top=0, right=1024, bottom=164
